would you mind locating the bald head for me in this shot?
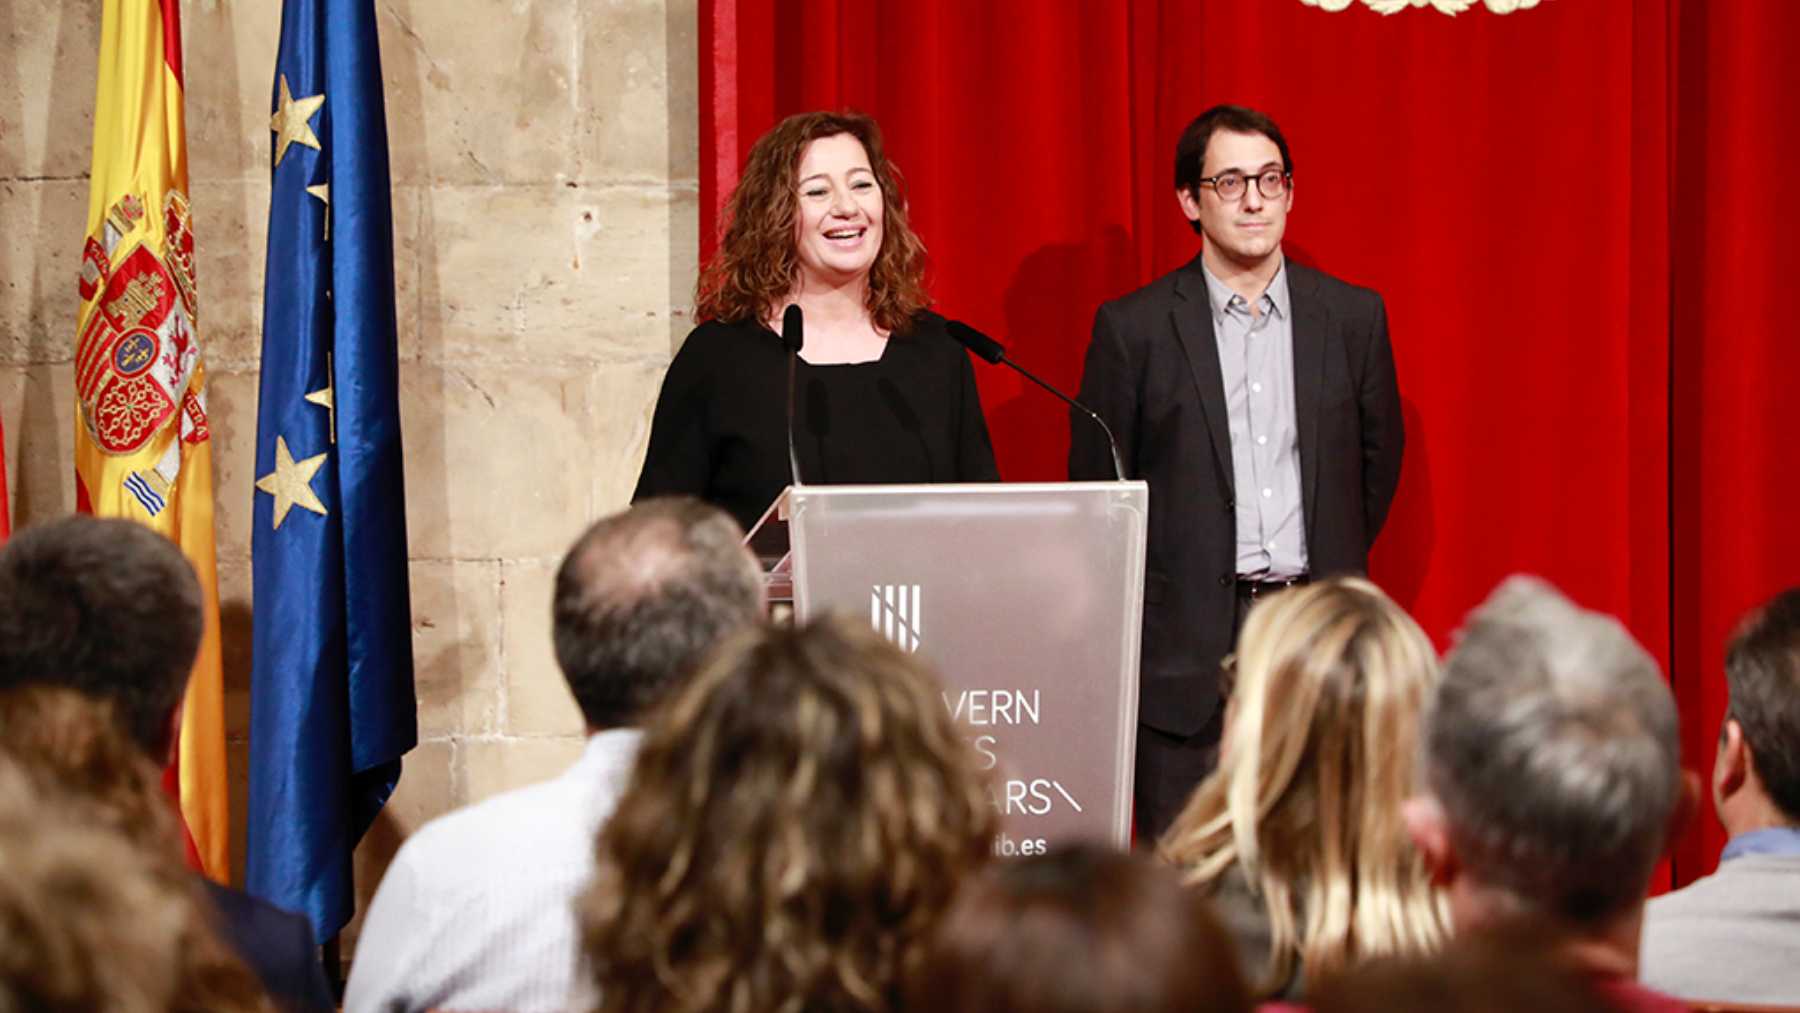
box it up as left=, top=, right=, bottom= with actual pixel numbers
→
left=552, top=498, right=764, bottom=730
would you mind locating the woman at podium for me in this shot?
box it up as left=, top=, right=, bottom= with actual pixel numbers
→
left=633, top=111, right=999, bottom=532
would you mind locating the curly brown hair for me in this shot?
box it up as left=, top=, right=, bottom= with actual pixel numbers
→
left=696, top=110, right=930, bottom=333
left=0, top=690, right=274, bottom=1013
left=578, top=615, right=996, bottom=1013
left=0, top=687, right=177, bottom=847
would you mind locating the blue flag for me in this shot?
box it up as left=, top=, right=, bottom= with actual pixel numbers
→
left=247, top=0, right=415, bottom=944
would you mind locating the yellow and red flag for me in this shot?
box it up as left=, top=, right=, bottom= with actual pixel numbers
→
left=73, top=0, right=228, bottom=882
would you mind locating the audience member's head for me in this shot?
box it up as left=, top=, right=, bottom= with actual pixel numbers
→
left=1160, top=577, right=1445, bottom=995
left=0, top=685, right=178, bottom=851
left=1715, top=587, right=1800, bottom=834
left=1305, top=921, right=1614, bottom=1013
left=0, top=757, right=271, bottom=1013
left=579, top=615, right=996, bottom=1013
left=1406, top=576, right=1682, bottom=940
left=0, top=515, right=203, bottom=759
left=908, top=844, right=1251, bottom=1013
left=553, top=497, right=764, bottom=732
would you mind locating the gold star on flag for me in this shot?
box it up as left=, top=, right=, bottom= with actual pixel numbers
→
left=270, top=75, right=325, bottom=167
left=305, top=375, right=337, bottom=444
left=255, top=435, right=329, bottom=529
left=306, top=182, right=331, bottom=239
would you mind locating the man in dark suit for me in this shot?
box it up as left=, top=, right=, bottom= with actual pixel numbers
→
left=0, top=515, right=334, bottom=1011
left=1070, top=105, right=1404, bottom=838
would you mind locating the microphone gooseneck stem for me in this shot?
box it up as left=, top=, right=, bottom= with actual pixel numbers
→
left=785, top=350, right=803, bottom=487
left=1001, top=354, right=1126, bottom=482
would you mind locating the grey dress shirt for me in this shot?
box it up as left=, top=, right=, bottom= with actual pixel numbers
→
left=1202, top=261, right=1308, bottom=579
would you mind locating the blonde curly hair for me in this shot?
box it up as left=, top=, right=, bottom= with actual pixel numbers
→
left=578, top=615, right=996, bottom=1013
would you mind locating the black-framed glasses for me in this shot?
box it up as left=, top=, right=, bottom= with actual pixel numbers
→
left=1219, top=652, right=1238, bottom=700
left=1197, top=169, right=1291, bottom=202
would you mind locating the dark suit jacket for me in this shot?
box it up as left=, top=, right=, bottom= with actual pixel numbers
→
left=1070, top=256, right=1404, bottom=737
left=200, top=879, right=335, bottom=1012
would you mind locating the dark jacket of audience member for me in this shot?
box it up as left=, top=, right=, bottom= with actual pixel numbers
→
left=907, top=844, right=1251, bottom=1013
left=200, top=881, right=335, bottom=1010
left=0, top=516, right=332, bottom=1011
left=578, top=615, right=997, bottom=1013
left=1641, top=586, right=1800, bottom=1004
left=1159, top=578, right=1446, bottom=998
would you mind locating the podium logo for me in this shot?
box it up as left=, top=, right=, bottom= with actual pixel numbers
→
left=871, top=584, right=922, bottom=652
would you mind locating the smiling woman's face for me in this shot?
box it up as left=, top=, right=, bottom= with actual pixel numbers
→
left=792, top=132, right=885, bottom=289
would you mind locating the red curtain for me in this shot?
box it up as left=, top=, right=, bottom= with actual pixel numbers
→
left=702, top=0, right=1798, bottom=885
left=1668, top=0, right=1800, bottom=881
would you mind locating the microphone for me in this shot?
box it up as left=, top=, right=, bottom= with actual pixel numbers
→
left=804, top=377, right=831, bottom=482
left=781, top=304, right=805, bottom=487
left=945, top=320, right=1126, bottom=482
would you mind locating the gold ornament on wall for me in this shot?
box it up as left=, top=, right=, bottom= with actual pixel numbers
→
left=1300, top=0, right=1544, bottom=14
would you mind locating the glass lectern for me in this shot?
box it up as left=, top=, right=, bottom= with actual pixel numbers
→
left=745, top=480, right=1148, bottom=849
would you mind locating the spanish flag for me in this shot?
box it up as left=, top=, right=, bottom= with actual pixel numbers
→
left=73, top=0, right=228, bottom=882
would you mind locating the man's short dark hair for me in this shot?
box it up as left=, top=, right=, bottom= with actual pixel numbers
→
left=0, top=516, right=203, bottom=759
left=1724, top=588, right=1800, bottom=823
left=552, top=497, right=763, bottom=730
left=1174, top=104, right=1294, bottom=196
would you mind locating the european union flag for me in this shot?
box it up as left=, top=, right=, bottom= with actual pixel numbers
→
left=247, top=0, right=415, bottom=944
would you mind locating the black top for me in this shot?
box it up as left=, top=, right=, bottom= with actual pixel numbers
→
left=633, top=311, right=1000, bottom=531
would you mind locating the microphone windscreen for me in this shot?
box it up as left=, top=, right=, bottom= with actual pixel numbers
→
left=781, top=304, right=804, bottom=353
left=945, top=320, right=1006, bottom=364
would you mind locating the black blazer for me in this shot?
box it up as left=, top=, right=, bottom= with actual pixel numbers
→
left=200, top=879, right=335, bottom=1012
left=1070, top=256, right=1404, bottom=737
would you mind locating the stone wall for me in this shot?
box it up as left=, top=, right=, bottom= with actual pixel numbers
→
left=0, top=0, right=697, bottom=950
